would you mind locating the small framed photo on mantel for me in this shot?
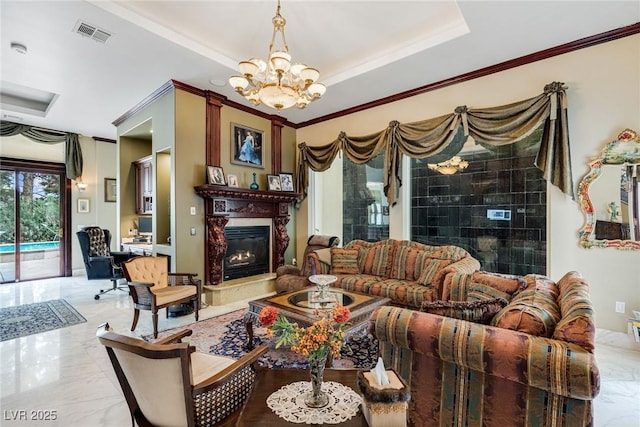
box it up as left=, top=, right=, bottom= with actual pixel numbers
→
left=279, top=173, right=295, bottom=192
left=267, top=174, right=282, bottom=191
left=207, top=166, right=226, bottom=186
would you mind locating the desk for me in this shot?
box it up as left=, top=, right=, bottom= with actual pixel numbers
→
left=121, top=243, right=152, bottom=256
left=234, top=368, right=366, bottom=426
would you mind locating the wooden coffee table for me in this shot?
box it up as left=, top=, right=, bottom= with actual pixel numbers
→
left=234, top=368, right=367, bottom=426
left=243, top=287, right=390, bottom=350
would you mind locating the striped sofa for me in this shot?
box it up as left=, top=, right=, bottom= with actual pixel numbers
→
left=369, top=271, right=600, bottom=427
left=307, top=239, right=480, bottom=309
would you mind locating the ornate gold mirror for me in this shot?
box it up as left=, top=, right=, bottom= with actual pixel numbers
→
left=578, top=129, right=640, bottom=249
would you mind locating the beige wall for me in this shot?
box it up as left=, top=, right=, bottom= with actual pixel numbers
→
left=220, top=107, right=272, bottom=188
left=295, top=34, right=640, bottom=332
left=173, top=89, right=206, bottom=276
left=0, top=134, right=117, bottom=272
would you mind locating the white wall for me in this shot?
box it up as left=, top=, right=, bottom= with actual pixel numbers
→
left=295, top=34, right=640, bottom=332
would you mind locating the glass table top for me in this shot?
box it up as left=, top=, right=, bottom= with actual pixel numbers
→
left=287, top=290, right=354, bottom=310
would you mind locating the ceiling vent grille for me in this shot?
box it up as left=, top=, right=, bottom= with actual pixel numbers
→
left=73, top=20, right=112, bottom=43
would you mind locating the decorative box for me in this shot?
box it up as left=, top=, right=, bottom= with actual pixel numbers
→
left=356, top=369, right=411, bottom=427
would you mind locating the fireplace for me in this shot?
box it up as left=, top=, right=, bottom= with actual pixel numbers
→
left=195, top=185, right=299, bottom=285
left=224, top=226, right=270, bottom=280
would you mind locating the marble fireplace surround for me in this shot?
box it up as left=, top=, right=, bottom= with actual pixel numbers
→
left=194, top=184, right=301, bottom=286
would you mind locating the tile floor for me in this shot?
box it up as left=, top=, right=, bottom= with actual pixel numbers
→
left=0, top=275, right=639, bottom=426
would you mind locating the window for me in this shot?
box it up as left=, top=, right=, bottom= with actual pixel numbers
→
left=342, top=154, right=389, bottom=243
left=410, top=137, right=546, bottom=275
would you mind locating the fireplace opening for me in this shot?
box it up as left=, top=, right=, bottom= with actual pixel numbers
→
left=223, top=226, right=270, bottom=280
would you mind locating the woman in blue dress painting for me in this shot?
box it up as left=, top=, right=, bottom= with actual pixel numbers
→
left=238, top=131, right=260, bottom=165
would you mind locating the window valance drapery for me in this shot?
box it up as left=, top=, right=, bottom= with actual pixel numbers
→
left=295, top=82, right=572, bottom=205
left=0, top=120, right=83, bottom=180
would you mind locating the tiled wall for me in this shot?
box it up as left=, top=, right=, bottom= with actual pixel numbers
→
left=410, top=140, right=547, bottom=275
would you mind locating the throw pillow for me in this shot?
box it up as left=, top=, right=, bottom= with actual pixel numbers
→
left=491, top=275, right=561, bottom=337
left=420, top=298, right=509, bottom=324
left=330, top=248, right=360, bottom=275
left=552, top=271, right=595, bottom=352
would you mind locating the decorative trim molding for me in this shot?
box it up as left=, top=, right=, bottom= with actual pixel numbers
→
left=92, top=137, right=116, bottom=144
left=194, top=184, right=301, bottom=204
left=112, top=80, right=174, bottom=126
left=110, top=24, right=639, bottom=133
left=296, top=23, right=640, bottom=128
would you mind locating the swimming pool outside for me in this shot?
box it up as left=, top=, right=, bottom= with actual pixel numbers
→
left=0, top=241, right=60, bottom=253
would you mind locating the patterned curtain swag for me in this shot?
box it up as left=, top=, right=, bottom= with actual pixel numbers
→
left=296, top=82, right=572, bottom=205
left=0, top=121, right=83, bottom=180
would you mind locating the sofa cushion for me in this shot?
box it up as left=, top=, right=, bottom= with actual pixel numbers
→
left=491, top=275, right=561, bottom=337
left=359, top=244, right=395, bottom=277
left=421, top=297, right=509, bottom=324
left=552, top=271, right=595, bottom=353
left=333, top=274, right=384, bottom=295
left=443, top=271, right=526, bottom=301
left=469, top=271, right=526, bottom=295
left=416, top=258, right=452, bottom=287
left=389, top=247, right=422, bottom=281
left=330, top=248, right=360, bottom=275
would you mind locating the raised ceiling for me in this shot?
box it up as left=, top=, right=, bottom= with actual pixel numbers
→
left=1, top=1, right=638, bottom=140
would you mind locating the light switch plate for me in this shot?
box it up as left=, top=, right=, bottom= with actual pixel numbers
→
left=190, top=206, right=196, bottom=215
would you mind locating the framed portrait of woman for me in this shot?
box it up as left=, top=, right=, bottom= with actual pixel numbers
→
left=231, top=123, right=264, bottom=168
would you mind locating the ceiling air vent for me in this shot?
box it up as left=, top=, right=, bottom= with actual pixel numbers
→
left=73, top=20, right=113, bottom=43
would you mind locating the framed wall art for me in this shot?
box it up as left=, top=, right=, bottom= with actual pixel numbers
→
left=279, top=173, right=294, bottom=192
left=104, top=178, right=117, bottom=202
left=207, top=166, right=226, bottom=185
left=77, top=198, right=90, bottom=213
left=231, top=123, right=264, bottom=168
left=267, top=174, right=282, bottom=191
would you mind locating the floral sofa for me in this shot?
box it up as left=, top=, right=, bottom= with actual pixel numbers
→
left=308, top=239, right=480, bottom=309
left=369, top=271, right=600, bottom=427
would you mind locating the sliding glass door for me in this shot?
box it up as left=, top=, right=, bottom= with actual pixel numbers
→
left=0, top=159, right=69, bottom=282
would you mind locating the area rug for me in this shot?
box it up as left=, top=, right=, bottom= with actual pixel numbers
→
left=0, top=299, right=87, bottom=342
left=147, top=309, right=379, bottom=369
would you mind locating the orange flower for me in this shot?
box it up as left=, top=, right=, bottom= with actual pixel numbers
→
left=333, top=305, right=350, bottom=324
left=258, top=306, right=279, bottom=327
left=261, top=304, right=351, bottom=362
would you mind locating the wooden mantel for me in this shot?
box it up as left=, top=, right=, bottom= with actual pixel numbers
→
left=194, top=184, right=301, bottom=285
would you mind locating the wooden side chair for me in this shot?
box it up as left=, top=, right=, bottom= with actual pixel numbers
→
left=122, top=256, right=201, bottom=338
left=96, top=323, right=268, bottom=427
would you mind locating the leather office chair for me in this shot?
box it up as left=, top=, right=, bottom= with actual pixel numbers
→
left=275, top=235, right=340, bottom=293
left=76, top=226, right=134, bottom=300
left=96, top=323, right=267, bottom=427
left=122, top=256, right=201, bottom=338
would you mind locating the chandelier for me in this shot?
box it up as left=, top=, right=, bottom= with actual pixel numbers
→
left=428, top=156, right=469, bottom=175
left=228, top=0, right=326, bottom=111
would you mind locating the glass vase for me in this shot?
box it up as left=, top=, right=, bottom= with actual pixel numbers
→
left=250, top=172, right=259, bottom=190
left=304, top=354, right=329, bottom=408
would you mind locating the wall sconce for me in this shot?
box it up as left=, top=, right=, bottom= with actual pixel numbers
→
left=75, top=180, right=88, bottom=192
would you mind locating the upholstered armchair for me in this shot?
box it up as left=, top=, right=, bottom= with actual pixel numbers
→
left=97, top=323, right=268, bottom=427
left=76, top=226, right=134, bottom=300
left=275, top=235, right=340, bottom=293
left=122, top=256, right=201, bottom=338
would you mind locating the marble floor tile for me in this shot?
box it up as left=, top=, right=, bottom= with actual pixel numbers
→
left=0, top=276, right=638, bottom=426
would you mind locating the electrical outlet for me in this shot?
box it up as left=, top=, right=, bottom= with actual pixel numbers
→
left=190, top=206, right=196, bottom=215
left=615, top=301, right=625, bottom=313
left=190, top=227, right=196, bottom=236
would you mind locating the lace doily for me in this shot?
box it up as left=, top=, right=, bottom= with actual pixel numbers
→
left=266, top=381, right=362, bottom=424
